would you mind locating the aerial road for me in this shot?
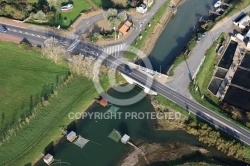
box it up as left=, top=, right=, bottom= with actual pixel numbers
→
left=1, top=3, right=250, bottom=146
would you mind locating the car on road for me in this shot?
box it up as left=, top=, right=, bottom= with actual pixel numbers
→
left=124, top=64, right=132, bottom=74
left=0, top=25, right=7, bottom=33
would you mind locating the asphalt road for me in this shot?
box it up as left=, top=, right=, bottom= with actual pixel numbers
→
left=103, top=55, right=250, bottom=146
left=1, top=3, right=250, bottom=146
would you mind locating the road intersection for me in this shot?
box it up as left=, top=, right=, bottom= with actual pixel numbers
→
left=1, top=3, right=250, bottom=146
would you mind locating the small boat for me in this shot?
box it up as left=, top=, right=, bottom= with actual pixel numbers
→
left=214, top=1, right=221, bottom=8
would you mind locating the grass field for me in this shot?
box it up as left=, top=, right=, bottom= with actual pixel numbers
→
left=91, top=0, right=113, bottom=8
left=0, top=41, right=124, bottom=165
left=0, top=42, right=68, bottom=136
left=54, top=0, right=91, bottom=27
left=0, top=76, right=98, bottom=165
left=189, top=34, right=223, bottom=112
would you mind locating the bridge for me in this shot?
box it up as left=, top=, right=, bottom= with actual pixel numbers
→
left=121, top=73, right=157, bottom=95
left=2, top=22, right=250, bottom=146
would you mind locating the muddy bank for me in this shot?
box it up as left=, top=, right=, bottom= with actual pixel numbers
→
left=120, top=142, right=210, bottom=166
left=141, top=0, right=184, bottom=56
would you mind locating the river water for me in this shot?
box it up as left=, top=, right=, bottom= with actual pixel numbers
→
left=36, top=0, right=247, bottom=165
left=36, top=87, right=246, bottom=166
left=149, top=0, right=217, bottom=72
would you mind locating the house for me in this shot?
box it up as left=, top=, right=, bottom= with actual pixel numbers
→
left=136, top=3, right=147, bottom=14
left=235, top=33, right=244, bottom=41
left=245, top=29, right=250, bottom=39
left=99, top=98, right=108, bottom=107
left=233, top=14, right=250, bottom=29
left=143, top=0, right=154, bottom=7
left=66, top=131, right=77, bottom=142
left=43, top=154, right=54, bottom=165
left=118, top=20, right=133, bottom=36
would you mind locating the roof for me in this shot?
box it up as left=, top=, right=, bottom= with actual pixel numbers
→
left=119, top=20, right=133, bottom=35
left=125, top=20, right=132, bottom=27
left=121, top=134, right=130, bottom=144
left=67, top=131, right=76, bottom=142
left=100, top=98, right=108, bottom=107
left=235, top=33, right=244, bottom=41
left=43, top=153, right=54, bottom=164
left=246, top=30, right=250, bottom=38
left=238, top=15, right=250, bottom=26
left=119, top=24, right=129, bottom=35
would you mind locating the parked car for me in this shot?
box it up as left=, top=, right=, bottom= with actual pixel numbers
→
left=202, top=32, right=207, bottom=37
left=196, top=37, right=201, bottom=43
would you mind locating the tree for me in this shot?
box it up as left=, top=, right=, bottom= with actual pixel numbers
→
left=42, top=37, right=66, bottom=64
left=103, top=8, right=117, bottom=21
left=104, top=9, right=127, bottom=28
left=108, top=17, right=121, bottom=28
left=33, top=10, right=47, bottom=21
left=118, top=11, right=127, bottom=22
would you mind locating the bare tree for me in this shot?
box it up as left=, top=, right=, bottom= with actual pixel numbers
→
left=42, top=37, right=66, bottom=64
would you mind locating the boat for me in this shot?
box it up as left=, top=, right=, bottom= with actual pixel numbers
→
left=214, top=1, right=221, bottom=8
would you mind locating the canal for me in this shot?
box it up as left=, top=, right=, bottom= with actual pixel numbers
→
left=149, top=0, right=217, bottom=72
left=36, top=87, right=246, bottom=166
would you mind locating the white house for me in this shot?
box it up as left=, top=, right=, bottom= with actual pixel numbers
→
left=233, top=15, right=250, bottom=29
left=136, top=3, right=147, bottom=14
left=235, top=33, right=245, bottom=41
left=43, top=154, right=54, bottom=165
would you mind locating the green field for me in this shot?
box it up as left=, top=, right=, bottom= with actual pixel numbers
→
left=54, top=0, right=91, bottom=27
left=0, top=41, right=124, bottom=165
left=0, top=42, right=68, bottom=135
left=91, top=0, right=113, bottom=8
left=0, top=76, right=98, bottom=165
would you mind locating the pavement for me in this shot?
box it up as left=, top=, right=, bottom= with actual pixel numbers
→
left=166, top=5, right=250, bottom=98
left=1, top=2, right=250, bottom=146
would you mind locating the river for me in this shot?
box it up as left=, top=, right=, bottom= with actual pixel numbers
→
left=35, top=86, right=246, bottom=166
left=35, top=0, right=246, bottom=165
left=149, top=0, right=217, bottom=72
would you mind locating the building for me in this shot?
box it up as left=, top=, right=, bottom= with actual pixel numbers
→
left=118, top=20, right=133, bottom=36
left=99, top=98, right=108, bottom=107
left=121, top=134, right=130, bottom=144
left=43, top=154, right=54, bottom=165
left=245, top=29, right=250, bottom=39
left=136, top=3, right=147, bottom=14
left=233, top=14, right=250, bottom=29
left=66, top=131, right=77, bottom=142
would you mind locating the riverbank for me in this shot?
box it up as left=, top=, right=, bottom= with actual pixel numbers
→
left=120, top=142, right=211, bottom=166
left=141, top=0, right=184, bottom=56
left=124, top=0, right=183, bottom=61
